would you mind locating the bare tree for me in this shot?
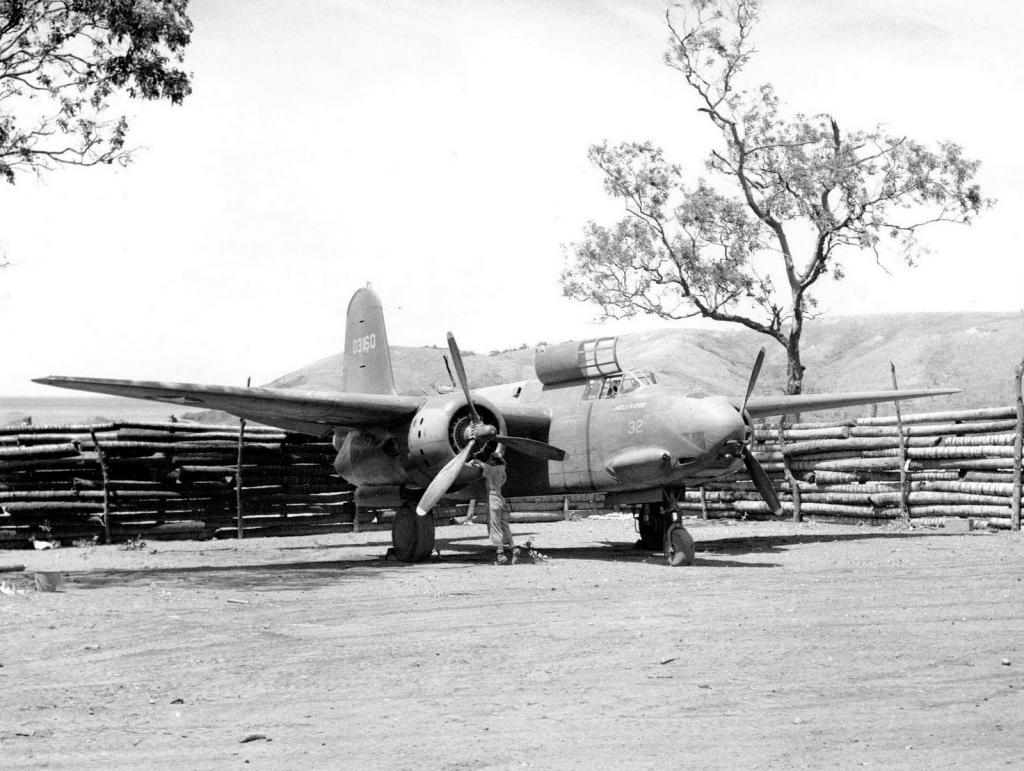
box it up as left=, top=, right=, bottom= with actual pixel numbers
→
left=0, top=0, right=192, bottom=184
left=562, top=0, right=990, bottom=394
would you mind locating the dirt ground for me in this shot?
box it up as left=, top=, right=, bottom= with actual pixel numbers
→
left=1, top=516, right=1022, bottom=769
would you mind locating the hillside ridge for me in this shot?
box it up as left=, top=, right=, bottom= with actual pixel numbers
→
left=265, top=312, right=1024, bottom=417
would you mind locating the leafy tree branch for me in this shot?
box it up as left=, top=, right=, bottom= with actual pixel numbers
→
left=563, top=0, right=992, bottom=394
left=0, top=0, right=193, bottom=184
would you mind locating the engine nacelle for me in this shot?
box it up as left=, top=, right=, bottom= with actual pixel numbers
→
left=404, top=392, right=506, bottom=488
left=332, top=393, right=507, bottom=493
left=333, top=429, right=406, bottom=487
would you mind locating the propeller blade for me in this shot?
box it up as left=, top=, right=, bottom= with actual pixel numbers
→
left=742, top=445, right=782, bottom=516
left=497, top=435, right=567, bottom=462
left=737, top=348, right=779, bottom=515
left=741, top=347, right=766, bottom=415
left=442, top=355, right=457, bottom=389
left=446, top=332, right=481, bottom=424
left=416, top=440, right=476, bottom=517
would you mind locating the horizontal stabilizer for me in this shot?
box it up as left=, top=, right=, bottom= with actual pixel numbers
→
left=33, top=376, right=423, bottom=435
left=738, top=388, right=960, bottom=419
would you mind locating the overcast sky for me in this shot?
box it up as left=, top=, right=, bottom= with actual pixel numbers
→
left=2, top=0, right=1021, bottom=396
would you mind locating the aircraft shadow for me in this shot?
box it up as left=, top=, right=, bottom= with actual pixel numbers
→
left=60, top=535, right=779, bottom=593
left=271, top=530, right=543, bottom=552
left=693, top=529, right=959, bottom=557
left=64, top=558, right=413, bottom=593
left=57, top=528, right=961, bottom=592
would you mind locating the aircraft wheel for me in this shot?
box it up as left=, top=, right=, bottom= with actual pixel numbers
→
left=636, top=503, right=668, bottom=550
left=664, top=524, right=695, bottom=567
left=391, top=507, right=436, bottom=563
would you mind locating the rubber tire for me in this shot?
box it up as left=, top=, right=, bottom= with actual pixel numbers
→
left=636, top=504, right=667, bottom=550
left=664, top=524, right=695, bottom=567
left=391, top=507, right=436, bottom=563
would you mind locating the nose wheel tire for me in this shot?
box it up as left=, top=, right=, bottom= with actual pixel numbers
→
left=391, top=506, right=436, bottom=563
left=664, top=524, right=695, bottom=567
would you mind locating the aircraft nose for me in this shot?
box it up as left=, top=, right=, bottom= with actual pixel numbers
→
left=706, top=398, right=746, bottom=446
left=672, top=396, right=747, bottom=463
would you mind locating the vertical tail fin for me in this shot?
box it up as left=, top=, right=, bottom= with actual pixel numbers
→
left=342, top=286, right=396, bottom=395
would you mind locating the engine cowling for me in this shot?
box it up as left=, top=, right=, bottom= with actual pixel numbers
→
left=404, top=392, right=506, bottom=488
left=332, top=392, right=507, bottom=493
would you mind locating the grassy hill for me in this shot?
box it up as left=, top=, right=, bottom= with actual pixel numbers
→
left=264, top=312, right=1024, bottom=419
left=615, top=312, right=1024, bottom=413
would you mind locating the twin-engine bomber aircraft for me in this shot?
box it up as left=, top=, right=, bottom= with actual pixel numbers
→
left=37, top=287, right=956, bottom=566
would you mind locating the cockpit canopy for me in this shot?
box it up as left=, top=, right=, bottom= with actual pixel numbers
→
left=584, top=368, right=657, bottom=400
left=534, top=338, right=657, bottom=398
left=535, top=337, right=620, bottom=385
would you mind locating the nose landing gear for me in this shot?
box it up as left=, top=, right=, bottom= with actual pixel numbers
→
left=664, top=520, right=695, bottom=567
left=635, top=502, right=668, bottom=550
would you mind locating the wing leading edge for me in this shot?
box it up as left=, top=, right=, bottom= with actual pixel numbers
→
left=33, top=376, right=424, bottom=436
left=738, top=388, right=960, bottom=419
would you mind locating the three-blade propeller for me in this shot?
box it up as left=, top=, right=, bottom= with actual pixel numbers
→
left=739, top=348, right=783, bottom=516
left=415, top=334, right=566, bottom=517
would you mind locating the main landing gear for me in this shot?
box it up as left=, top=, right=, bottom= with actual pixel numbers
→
left=391, top=506, right=435, bottom=563
left=634, top=498, right=695, bottom=567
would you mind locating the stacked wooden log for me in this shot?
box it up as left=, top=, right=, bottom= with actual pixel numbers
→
left=372, top=493, right=605, bottom=528
left=678, top=406, right=1023, bottom=529
left=0, top=420, right=353, bottom=545
left=507, top=493, right=604, bottom=517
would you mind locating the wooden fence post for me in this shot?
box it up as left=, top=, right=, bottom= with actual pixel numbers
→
left=1012, top=359, right=1023, bottom=531
left=89, top=428, right=111, bottom=544
left=236, top=417, right=246, bottom=539
left=236, top=376, right=251, bottom=540
left=890, top=362, right=911, bottom=525
left=778, top=418, right=801, bottom=522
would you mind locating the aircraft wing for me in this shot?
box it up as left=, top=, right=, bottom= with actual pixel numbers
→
left=738, top=388, right=960, bottom=419
left=33, top=376, right=424, bottom=436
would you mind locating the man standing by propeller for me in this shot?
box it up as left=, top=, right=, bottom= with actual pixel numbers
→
left=468, top=449, right=517, bottom=565
left=414, top=332, right=567, bottom=558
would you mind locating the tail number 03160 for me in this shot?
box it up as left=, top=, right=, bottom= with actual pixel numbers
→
left=352, top=334, right=377, bottom=354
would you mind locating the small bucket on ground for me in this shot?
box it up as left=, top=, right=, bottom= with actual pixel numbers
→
left=34, top=572, right=61, bottom=592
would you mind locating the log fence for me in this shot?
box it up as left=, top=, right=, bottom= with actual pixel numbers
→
left=682, top=403, right=1024, bottom=531
left=0, top=420, right=354, bottom=546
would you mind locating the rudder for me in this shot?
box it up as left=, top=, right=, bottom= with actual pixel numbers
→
left=342, top=286, right=396, bottom=395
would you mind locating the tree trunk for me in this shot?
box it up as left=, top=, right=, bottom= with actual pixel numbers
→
left=785, top=334, right=805, bottom=396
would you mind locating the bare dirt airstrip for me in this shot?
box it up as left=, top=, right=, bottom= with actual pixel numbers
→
left=1, top=517, right=1023, bottom=769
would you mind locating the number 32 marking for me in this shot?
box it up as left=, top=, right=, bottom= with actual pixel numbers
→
left=627, top=419, right=644, bottom=434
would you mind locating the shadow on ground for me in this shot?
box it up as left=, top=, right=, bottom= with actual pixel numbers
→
left=52, top=526, right=969, bottom=593
left=695, top=528, right=969, bottom=556
left=60, top=542, right=775, bottom=593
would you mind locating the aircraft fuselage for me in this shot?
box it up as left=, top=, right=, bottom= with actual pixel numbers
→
left=334, top=374, right=748, bottom=506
